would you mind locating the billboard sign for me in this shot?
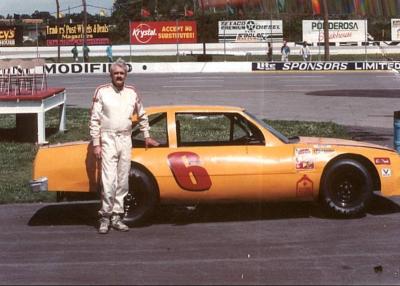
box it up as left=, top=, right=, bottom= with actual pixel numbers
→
left=46, top=23, right=110, bottom=46
left=0, top=27, right=17, bottom=46
left=302, top=20, right=367, bottom=43
left=130, top=21, right=197, bottom=44
left=391, top=19, right=400, bottom=41
left=218, top=20, right=283, bottom=43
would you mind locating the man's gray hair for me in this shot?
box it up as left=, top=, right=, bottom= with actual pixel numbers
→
left=110, top=57, right=128, bottom=74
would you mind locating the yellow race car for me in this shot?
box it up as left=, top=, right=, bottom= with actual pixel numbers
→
left=30, top=105, right=400, bottom=225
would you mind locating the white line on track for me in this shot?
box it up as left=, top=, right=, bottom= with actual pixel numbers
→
left=285, top=84, right=337, bottom=87
left=162, top=85, right=222, bottom=88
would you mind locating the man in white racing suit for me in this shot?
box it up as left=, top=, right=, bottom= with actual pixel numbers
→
left=89, top=58, right=158, bottom=234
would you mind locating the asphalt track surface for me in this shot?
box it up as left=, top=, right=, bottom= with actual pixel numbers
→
left=2, top=71, right=400, bottom=285
left=52, top=71, right=398, bottom=146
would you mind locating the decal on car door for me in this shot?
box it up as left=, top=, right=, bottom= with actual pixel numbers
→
left=167, top=152, right=212, bottom=192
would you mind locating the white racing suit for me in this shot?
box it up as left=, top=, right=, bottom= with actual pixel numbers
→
left=89, top=83, right=150, bottom=218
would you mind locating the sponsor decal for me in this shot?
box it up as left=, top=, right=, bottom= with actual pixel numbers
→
left=295, top=148, right=314, bottom=170
left=314, top=148, right=335, bottom=154
left=167, top=151, right=212, bottom=192
left=374, top=157, right=391, bottom=165
left=381, top=168, right=392, bottom=177
left=296, top=175, right=314, bottom=197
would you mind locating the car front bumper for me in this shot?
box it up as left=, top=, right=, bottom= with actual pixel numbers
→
left=29, top=177, right=48, bottom=192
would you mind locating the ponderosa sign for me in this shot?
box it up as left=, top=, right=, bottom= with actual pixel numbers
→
left=130, top=21, right=197, bottom=44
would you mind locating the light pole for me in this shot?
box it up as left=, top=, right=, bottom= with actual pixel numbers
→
left=199, top=0, right=206, bottom=58
left=56, top=0, right=60, bottom=62
left=321, top=0, right=329, bottom=61
left=82, top=0, right=88, bottom=62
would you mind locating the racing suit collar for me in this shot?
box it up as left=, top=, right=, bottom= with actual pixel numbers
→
left=111, top=83, right=125, bottom=92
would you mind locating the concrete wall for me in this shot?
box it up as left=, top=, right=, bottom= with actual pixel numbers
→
left=0, top=41, right=398, bottom=59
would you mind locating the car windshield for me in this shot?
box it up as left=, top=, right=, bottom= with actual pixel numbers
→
left=244, top=111, right=290, bottom=144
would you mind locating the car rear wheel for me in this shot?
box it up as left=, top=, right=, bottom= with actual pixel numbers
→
left=123, top=167, right=159, bottom=226
left=320, top=159, right=373, bottom=217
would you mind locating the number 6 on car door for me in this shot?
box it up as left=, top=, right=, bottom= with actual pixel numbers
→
left=167, top=151, right=212, bottom=192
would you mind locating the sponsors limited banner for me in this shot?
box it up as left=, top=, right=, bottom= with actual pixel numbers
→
left=46, top=23, right=110, bottom=46
left=130, top=21, right=197, bottom=44
left=302, top=20, right=367, bottom=43
left=218, top=20, right=283, bottom=43
left=391, top=19, right=400, bottom=41
left=252, top=61, right=400, bottom=71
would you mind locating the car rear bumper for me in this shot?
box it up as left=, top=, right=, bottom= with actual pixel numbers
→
left=29, top=177, right=48, bottom=192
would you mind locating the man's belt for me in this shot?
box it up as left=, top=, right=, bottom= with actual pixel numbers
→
left=101, top=129, right=132, bottom=135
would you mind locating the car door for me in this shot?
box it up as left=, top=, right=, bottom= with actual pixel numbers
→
left=165, top=111, right=267, bottom=203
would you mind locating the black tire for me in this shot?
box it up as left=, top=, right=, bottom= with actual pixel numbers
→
left=123, top=167, right=159, bottom=226
left=320, top=159, right=373, bottom=217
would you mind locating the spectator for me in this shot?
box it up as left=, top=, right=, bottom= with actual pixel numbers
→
left=83, top=43, right=90, bottom=62
left=106, top=44, right=113, bottom=62
left=281, top=41, right=290, bottom=62
left=71, top=44, right=78, bottom=62
left=267, top=42, right=273, bottom=61
left=300, top=42, right=311, bottom=61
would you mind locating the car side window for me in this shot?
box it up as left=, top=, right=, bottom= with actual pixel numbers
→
left=176, top=112, right=265, bottom=147
left=132, top=112, right=168, bottom=148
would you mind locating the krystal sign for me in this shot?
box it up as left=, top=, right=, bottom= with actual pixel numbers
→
left=130, top=21, right=197, bottom=44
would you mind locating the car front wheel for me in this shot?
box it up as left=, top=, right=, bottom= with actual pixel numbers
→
left=123, top=167, right=159, bottom=226
left=320, top=159, right=373, bottom=217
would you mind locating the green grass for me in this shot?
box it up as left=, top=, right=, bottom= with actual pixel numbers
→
left=0, top=107, right=349, bottom=204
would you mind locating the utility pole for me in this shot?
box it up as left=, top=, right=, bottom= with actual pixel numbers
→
left=82, top=0, right=88, bottom=62
left=322, top=0, right=329, bottom=61
left=56, top=0, right=60, bottom=62
left=199, top=0, right=206, bottom=58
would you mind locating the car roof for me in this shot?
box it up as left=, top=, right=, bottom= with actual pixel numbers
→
left=146, top=105, right=245, bottom=114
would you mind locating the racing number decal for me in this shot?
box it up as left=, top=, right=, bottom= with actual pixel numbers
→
left=167, top=152, right=212, bottom=192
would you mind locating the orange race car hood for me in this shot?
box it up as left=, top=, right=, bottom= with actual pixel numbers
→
left=298, top=136, right=395, bottom=152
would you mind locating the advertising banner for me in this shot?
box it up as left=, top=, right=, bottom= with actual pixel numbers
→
left=130, top=21, right=197, bottom=44
left=391, top=19, right=400, bottom=41
left=46, top=23, right=110, bottom=46
left=252, top=61, right=400, bottom=71
left=199, top=0, right=261, bottom=8
left=218, top=20, right=283, bottom=43
left=0, top=27, right=17, bottom=46
left=302, top=20, right=367, bottom=43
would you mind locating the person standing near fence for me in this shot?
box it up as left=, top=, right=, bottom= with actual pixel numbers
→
left=83, top=43, right=90, bottom=62
left=106, top=44, right=113, bottom=62
left=300, top=41, right=311, bottom=61
left=281, top=41, right=290, bottom=62
left=71, top=44, right=79, bottom=62
left=267, top=42, right=273, bottom=61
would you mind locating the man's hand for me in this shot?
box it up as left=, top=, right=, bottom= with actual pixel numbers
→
left=145, top=137, right=160, bottom=150
left=93, top=145, right=102, bottom=160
